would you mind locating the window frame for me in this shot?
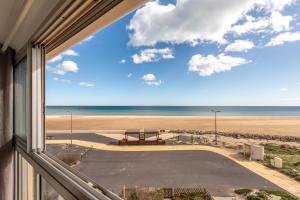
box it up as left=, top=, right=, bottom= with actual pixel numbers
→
left=13, top=1, right=147, bottom=199
left=13, top=42, right=123, bottom=200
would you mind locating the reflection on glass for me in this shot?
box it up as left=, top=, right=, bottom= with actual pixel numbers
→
left=41, top=177, right=65, bottom=200
left=14, top=57, right=29, bottom=141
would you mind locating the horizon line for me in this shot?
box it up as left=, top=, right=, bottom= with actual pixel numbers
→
left=45, top=105, right=300, bottom=107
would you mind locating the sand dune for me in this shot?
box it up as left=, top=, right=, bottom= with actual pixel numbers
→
left=45, top=115, right=300, bottom=136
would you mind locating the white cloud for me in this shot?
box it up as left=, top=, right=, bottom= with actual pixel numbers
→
left=142, top=73, right=162, bottom=86
left=132, top=48, right=174, bottom=64
left=48, top=60, right=79, bottom=75
left=231, top=17, right=270, bottom=35
left=127, top=73, right=132, bottom=78
left=280, top=87, right=287, bottom=91
left=79, top=82, right=95, bottom=87
left=231, top=11, right=292, bottom=35
left=188, top=54, right=250, bottom=76
left=225, top=40, right=254, bottom=52
left=128, top=0, right=254, bottom=46
left=127, top=0, right=294, bottom=47
left=266, top=0, right=294, bottom=11
left=48, top=49, right=79, bottom=63
left=267, top=31, right=300, bottom=46
left=142, top=73, right=156, bottom=81
left=119, top=59, right=126, bottom=64
left=297, top=82, right=300, bottom=85
left=270, top=11, right=293, bottom=32
left=53, top=77, right=71, bottom=83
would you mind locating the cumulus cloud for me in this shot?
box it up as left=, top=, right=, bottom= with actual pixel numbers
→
left=142, top=73, right=162, bottom=86
left=267, top=31, right=300, bottom=46
left=265, top=0, right=294, bottom=11
left=225, top=40, right=254, bottom=52
left=231, top=11, right=292, bottom=35
left=270, top=11, right=293, bottom=32
left=119, top=59, right=126, bottom=64
left=79, top=82, right=95, bottom=87
left=48, top=49, right=79, bottom=63
left=188, top=54, right=250, bottom=76
left=142, top=73, right=156, bottom=81
left=53, top=77, right=71, bottom=83
left=132, top=48, right=174, bottom=64
left=127, top=0, right=295, bottom=46
left=230, top=17, right=270, bottom=35
left=48, top=60, right=79, bottom=75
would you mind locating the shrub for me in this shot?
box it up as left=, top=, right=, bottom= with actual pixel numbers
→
left=234, top=188, right=252, bottom=196
left=246, top=191, right=269, bottom=200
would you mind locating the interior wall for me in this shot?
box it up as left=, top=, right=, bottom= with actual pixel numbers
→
left=0, top=47, right=14, bottom=200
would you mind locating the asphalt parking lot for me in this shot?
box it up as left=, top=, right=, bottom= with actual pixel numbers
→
left=73, top=149, right=282, bottom=196
left=46, top=133, right=283, bottom=197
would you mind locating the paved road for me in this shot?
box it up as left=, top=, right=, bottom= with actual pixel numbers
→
left=72, top=149, right=282, bottom=197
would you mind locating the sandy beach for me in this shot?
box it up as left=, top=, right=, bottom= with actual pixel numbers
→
left=46, top=115, right=300, bottom=136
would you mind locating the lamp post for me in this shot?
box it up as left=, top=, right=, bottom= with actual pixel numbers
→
left=66, top=111, right=73, bottom=146
left=211, top=109, right=221, bottom=145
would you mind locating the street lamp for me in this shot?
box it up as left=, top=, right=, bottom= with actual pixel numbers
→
left=211, top=109, right=221, bottom=145
left=66, top=111, right=73, bottom=146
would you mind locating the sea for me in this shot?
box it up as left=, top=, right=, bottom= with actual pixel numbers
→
left=46, top=106, right=300, bottom=116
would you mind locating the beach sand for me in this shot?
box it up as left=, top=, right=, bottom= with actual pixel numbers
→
left=46, top=115, right=300, bottom=136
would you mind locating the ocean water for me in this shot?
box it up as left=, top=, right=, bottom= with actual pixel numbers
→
left=46, top=106, right=300, bottom=116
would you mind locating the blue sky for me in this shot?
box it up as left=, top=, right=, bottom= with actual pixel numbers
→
left=46, top=0, right=300, bottom=106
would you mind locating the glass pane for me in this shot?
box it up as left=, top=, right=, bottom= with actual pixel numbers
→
left=40, top=177, right=65, bottom=200
left=44, top=1, right=300, bottom=199
left=14, top=57, right=30, bottom=141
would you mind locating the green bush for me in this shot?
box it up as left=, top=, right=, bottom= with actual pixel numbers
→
left=246, top=191, right=269, bottom=200
left=246, top=195, right=266, bottom=200
left=234, top=188, right=253, bottom=196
